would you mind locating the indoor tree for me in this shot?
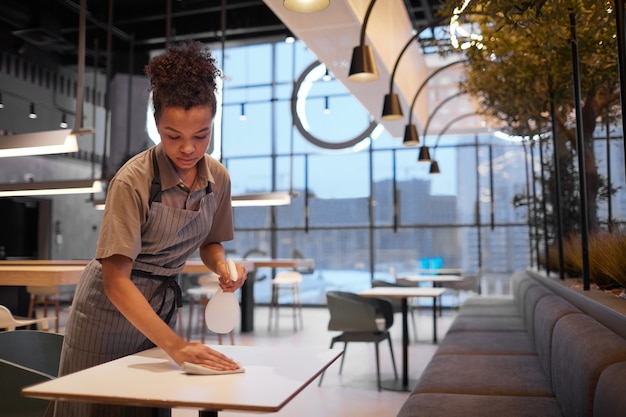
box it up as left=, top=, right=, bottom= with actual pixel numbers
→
left=439, top=0, right=622, bottom=237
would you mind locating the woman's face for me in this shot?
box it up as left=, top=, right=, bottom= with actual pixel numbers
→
left=156, top=105, right=213, bottom=175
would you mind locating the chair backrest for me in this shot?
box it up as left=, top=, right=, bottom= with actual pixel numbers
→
left=0, top=305, right=21, bottom=330
left=0, top=330, right=64, bottom=377
left=326, top=291, right=393, bottom=332
left=0, top=359, right=54, bottom=417
left=371, top=280, right=407, bottom=313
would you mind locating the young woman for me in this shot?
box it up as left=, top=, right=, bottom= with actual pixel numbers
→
left=53, top=41, right=246, bottom=417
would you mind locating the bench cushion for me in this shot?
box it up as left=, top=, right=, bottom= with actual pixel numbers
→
left=593, top=361, right=626, bottom=417
left=532, top=294, right=581, bottom=383
left=551, top=314, right=626, bottom=417
left=397, top=393, right=563, bottom=417
left=413, top=354, right=553, bottom=397
left=436, top=331, right=535, bottom=355
left=446, top=316, right=525, bottom=333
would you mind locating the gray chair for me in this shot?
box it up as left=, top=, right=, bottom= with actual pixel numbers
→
left=371, top=279, right=419, bottom=342
left=319, top=291, right=398, bottom=391
left=0, top=330, right=64, bottom=417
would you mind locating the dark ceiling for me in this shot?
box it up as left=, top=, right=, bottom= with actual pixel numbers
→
left=0, top=0, right=444, bottom=75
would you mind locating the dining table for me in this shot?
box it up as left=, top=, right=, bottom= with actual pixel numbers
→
left=0, top=258, right=314, bottom=333
left=0, top=262, right=85, bottom=286
left=404, top=267, right=464, bottom=276
left=358, top=286, right=446, bottom=392
left=395, top=274, right=466, bottom=316
left=23, top=344, right=342, bottom=417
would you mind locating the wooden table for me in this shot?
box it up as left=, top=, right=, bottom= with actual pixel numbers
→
left=0, top=258, right=314, bottom=333
left=23, top=344, right=342, bottom=417
left=182, top=258, right=315, bottom=273
left=183, top=258, right=314, bottom=333
left=358, top=287, right=446, bottom=392
left=0, top=264, right=85, bottom=286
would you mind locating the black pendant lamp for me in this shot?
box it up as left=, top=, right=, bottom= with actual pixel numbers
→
left=417, top=146, right=431, bottom=163
left=403, top=123, right=420, bottom=146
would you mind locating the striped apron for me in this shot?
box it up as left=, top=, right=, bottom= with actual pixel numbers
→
left=54, top=151, right=215, bottom=417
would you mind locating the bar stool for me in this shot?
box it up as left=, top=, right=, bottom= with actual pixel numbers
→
left=186, top=274, right=235, bottom=345
left=26, top=285, right=60, bottom=333
left=268, top=271, right=303, bottom=331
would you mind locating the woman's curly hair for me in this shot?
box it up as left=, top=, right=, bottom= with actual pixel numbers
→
left=145, top=40, right=222, bottom=119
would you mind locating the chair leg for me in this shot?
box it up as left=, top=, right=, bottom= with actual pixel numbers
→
left=51, top=296, right=61, bottom=333
left=295, top=283, right=303, bottom=330
left=374, top=342, right=381, bottom=391
left=27, top=296, right=36, bottom=330
left=338, top=342, right=348, bottom=375
left=319, top=339, right=336, bottom=387
left=291, top=284, right=299, bottom=331
left=387, top=335, right=399, bottom=380
left=268, top=285, right=277, bottom=331
left=409, top=308, right=418, bottom=343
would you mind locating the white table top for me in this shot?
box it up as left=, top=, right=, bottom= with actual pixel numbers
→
left=397, top=274, right=465, bottom=283
left=359, top=287, right=447, bottom=299
left=410, top=268, right=464, bottom=275
left=23, top=345, right=342, bottom=413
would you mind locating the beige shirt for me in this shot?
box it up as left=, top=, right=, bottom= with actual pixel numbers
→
left=96, top=144, right=233, bottom=262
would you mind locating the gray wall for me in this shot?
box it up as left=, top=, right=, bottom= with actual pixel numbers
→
left=0, top=53, right=150, bottom=260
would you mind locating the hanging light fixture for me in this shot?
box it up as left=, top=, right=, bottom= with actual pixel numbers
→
left=0, top=92, right=4, bottom=109
left=0, top=179, right=103, bottom=197
left=231, top=191, right=292, bottom=207
left=283, top=0, right=329, bottom=13
left=60, top=113, right=68, bottom=128
left=348, top=0, right=378, bottom=82
left=402, top=124, right=419, bottom=146
left=239, top=103, right=247, bottom=121
left=381, top=93, right=403, bottom=121
left=0, top=128, right=85, bottom=158
left=429, top=160, right=441, bottom=175
left=417, top=146, right=431, bottom=163
left=29, top=102, right=37, bottom=119
left=323, top=96, right=330, bottom=115
left=0, top=0, right=96, bottom=198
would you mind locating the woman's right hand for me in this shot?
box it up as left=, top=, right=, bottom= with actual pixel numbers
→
left=171, top=342, right=240, bottom=370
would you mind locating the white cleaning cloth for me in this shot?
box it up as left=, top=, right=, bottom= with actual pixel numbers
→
left=181, top=361, right=245, bottom=375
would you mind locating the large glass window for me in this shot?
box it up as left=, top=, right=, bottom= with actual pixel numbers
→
left=208, top=38, right=626, bottom=306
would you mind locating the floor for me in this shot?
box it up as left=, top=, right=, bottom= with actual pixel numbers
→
left=44, top=302, right=453, bottom=417
left=42, top=272, right=512, bottom=417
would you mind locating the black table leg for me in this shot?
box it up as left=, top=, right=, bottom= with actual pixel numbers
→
left=379, top=298, right=414, bottom=392
left=240, top=271, right=254, bottom=333
left=432, top=296, right=438, bottom=343
left=401, top=298, right=409, bottom=387
left=199, top=410, right=218, bottom=417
